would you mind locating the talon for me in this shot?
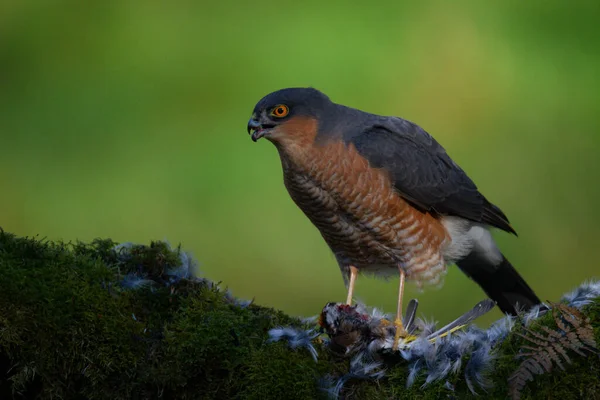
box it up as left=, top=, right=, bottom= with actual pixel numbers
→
left=392, top=317, right=408, bottom=350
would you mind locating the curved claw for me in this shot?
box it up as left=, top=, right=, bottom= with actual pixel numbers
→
left=392, top=318, right=409, bottom=351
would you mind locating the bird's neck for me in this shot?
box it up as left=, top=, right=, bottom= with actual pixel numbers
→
left=274, top=141, right=312, bottom=176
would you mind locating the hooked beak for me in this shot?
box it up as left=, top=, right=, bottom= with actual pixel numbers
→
left=247, top=118, right=274, bottom=142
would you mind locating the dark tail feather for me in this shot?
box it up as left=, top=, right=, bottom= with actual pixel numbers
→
left=456, top=252, right=541, bottom=315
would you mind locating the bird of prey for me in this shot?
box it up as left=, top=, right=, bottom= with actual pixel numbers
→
left=246, top=87, right=541, bottom=349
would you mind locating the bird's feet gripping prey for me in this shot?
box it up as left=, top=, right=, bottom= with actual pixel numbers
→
left=345, top=265, right=410, bottom=350
left=319, top=297, right=495, bottom=355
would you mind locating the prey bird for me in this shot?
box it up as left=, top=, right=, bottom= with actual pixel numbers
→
left=246, top=87, right=541, bottom=349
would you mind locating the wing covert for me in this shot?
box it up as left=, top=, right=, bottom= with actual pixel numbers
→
left=348, top=118, right=515, bottom=234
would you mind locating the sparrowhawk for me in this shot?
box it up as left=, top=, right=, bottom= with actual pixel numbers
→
left=246, top=87, right=541, bottom=349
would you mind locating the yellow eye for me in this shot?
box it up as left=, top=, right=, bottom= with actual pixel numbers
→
left=271, top=104, right=289, bottom=118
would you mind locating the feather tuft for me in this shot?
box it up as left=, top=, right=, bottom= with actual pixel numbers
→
left=268, top=327, right=320, bottom=361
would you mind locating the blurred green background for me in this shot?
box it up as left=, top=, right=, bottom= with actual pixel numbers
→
left=1, top=1, right=599, bottom=326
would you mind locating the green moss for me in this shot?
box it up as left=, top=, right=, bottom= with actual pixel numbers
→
left=0, top=229, right=598, bottom=399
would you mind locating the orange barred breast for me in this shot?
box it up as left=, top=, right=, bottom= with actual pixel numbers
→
left=279, top=137, right=451, bottom=286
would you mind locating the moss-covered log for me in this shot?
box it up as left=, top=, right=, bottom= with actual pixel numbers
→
left=0, top=230, right=598, bottom=399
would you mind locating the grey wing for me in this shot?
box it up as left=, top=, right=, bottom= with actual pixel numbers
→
left=347, top=117, right=515, bottom=234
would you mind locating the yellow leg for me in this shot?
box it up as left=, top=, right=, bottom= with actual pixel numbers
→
left=392, top=267, right=408, bottom=350
left=345, top=266, right=359, bottom=305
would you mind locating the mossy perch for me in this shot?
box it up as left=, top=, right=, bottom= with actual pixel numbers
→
left=0, top=230, right=598, bottom=399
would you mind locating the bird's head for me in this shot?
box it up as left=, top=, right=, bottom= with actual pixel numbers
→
left=247, top=87, right=333, bottom=145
